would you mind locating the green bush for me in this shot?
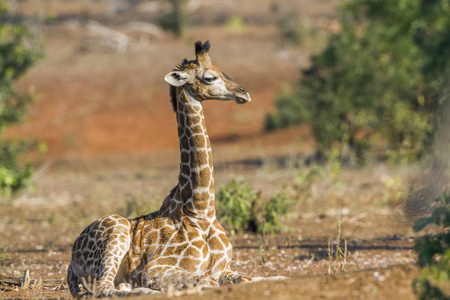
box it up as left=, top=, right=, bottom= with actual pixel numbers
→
left=271, top=2, right=324, bottom=47
left=123, top=193, right=159, bottom=219
left=159, top=0, right=187, bottom=37
left=216, top=179, right=291, bottom=234
left=0, top=3, right=43, bottom=196
left=262, top=191, right=291, bottom=234
left=413, top=192, right=450, bottom=299
left=216, top=179, right=259, bottom=233
left=266, top=0, right=450, bottom=162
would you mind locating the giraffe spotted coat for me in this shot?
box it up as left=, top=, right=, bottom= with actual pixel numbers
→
left=67, top=41, right=253, bottom=297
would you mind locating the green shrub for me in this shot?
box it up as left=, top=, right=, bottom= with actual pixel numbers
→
left=0, top=164, right=33, bottom=197
left=225, top=15, right=245, bottom=33
left=0, top=3, right=42, bottom=196
left=159, top=0, right=187, bottom=36
left=262, top=191, right=291, bottom=234
left=295, top=147, right=345, bottom=195
left=123, top=193, right=159, bottom=219
left=267, top=0, right=450, bottom=162
left=216, top=179, right=259, bottom=233
left=265, top=90, right=311, bottom=130
left=413, top=192, right=450, bottom=299
left=216, top=179, right=291, bottom=234
left=271, top=2, right=324, bottom=47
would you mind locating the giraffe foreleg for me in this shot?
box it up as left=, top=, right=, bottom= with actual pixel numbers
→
left=68, top=215, right=159, bottom=298
left=67, top=262, right=82, bottom=298
left=74, top=252, right=159, bottom=298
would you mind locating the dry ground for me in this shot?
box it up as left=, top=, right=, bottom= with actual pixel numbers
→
left=0, top=159, right=423, bottom=299
left=0, top=0, right=440, bottom=299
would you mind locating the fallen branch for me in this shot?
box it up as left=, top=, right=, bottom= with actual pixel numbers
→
left=21, top=269, right=30, bottom=289
left=0, top=275, right=65, bottom=287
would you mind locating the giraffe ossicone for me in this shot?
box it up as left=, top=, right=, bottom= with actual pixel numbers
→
left=67, top=41, right=256, bottom=298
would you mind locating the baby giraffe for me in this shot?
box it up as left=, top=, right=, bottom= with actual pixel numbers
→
left=67, top=41, right=254, bottom=297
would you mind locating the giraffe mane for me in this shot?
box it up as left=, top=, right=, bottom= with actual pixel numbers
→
left=175, top=59, right=189, bottom=71
left=169, top=84, right=178, bottom=112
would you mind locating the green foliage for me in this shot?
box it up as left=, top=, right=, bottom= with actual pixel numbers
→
left=159, top=0, right=188, bottom=36
left=0, top=3, right=43, bottom=196
left=265, top=89, right=311, bottom=130
left=216, top=179, right=258, bottom=233
left=0, top=164, right=33, bottom=197
left=296, top=147, right=346, bottom=194
left=271, top=2, right=324, bottom=46
left=123, top=193, right=159, bottom=219
left=224, top=15, right=245, bottom=33
left=276, top=16, right=317, bottom=46
left=262, top=191, right=291, bottom=234
left=413, top=193, right=450, bottom=235
left=267, top=0, right=450, bottom=162
left=383, top=175, right=408, bottom=207
left=413, top=192, right=450, bottom=299
left=216, top=179, right=291, bottom=234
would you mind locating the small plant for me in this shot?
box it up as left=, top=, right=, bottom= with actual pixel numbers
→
left=295, top=147, right=346, bottom=197
left=327, top=220, right=347, bottom=274
left=216, top=179, right=291, bottom=234
left=296, top=165, right=324, bottom=186
left=383, top=175, right=408, bottom=207
left=0, top=248, right=9, bottom=265
left=225, top=15, right=245, bottom=33
left=216, top=179, right=259, bottom=233
left=0, top=163, right=33, bottom=197
left=262, top=191, right=291, bottom=234
left=413, top=192, right=450, bottom=299
left=123, top=193, right=159, bottom=218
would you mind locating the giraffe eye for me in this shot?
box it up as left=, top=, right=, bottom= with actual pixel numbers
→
left=203, top=76, right=217, bottom=84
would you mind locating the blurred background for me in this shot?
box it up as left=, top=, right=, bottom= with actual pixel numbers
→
left=0, top=0, right=449, bottom=298
left=4, top=0, right=338, bottom=163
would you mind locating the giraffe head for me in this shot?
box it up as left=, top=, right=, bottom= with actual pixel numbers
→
left=165, top=41, right=251, bottom=111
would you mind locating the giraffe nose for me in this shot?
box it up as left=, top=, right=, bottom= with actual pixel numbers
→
left=238, top=87, right=248, bottom=94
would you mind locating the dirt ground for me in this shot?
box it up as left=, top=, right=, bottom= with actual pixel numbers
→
left=0, top=162, right=423, bottom=299
left=0, top=0, right=442, bottom=299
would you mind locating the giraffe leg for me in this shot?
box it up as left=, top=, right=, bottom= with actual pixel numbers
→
left=73, top=239, right=159, bottom=297
left=67, top=262, right=82, bottom=298
left=69, top=215, right=160, bottom=297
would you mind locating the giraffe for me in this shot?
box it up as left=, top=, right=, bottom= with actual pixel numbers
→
left=67, top=41, right=254, bottom=297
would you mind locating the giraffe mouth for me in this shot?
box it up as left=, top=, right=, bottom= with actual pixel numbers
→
left=234, top=94, right=251, bottom=104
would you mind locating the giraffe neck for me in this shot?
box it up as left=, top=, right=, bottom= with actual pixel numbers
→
left=176, top=88, right=215, bottom=220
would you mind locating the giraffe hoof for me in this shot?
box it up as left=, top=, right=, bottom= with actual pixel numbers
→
left=117, top=283, right=132, bottom=292
left=75, top=291, right=90, bottom=299
left=132, top=287, right=159, bottom=295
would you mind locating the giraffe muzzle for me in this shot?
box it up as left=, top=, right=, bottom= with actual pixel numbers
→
left=234, top=87, right=252, bottom=104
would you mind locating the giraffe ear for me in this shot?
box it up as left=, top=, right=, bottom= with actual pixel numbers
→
left=165, top=71, right=188, bottom=86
